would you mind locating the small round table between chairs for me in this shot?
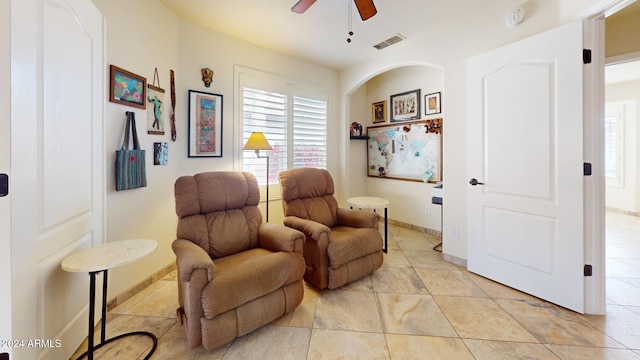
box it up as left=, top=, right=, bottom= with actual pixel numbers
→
left=347, top=196, right=389, bottom=253
left=61, top=239, right=158, bottom=360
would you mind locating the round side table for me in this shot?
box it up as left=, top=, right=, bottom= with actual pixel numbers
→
left=347, top=196, right=390, bottom=253
left=62, top=239, right=158, bottom=360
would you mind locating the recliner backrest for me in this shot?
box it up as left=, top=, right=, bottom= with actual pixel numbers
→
left=279, top=168, right=338, bottom=228
left=174, top=172, right=262, bottom=259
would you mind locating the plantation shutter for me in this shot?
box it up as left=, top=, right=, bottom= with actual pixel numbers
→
left=293, top=95, right=327, bottom=169
left=242, top=87, right=287, bottom=185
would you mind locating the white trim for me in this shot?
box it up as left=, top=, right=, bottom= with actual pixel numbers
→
left=583, top=16, right=607, bottom=315
left=606, top=50, right=640, bottom=65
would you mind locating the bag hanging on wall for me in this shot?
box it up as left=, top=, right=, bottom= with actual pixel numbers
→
left=116, top=111, right=147, bottom=191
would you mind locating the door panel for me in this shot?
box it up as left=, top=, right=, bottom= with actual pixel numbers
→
left=11, top=0, right=104, bottom=358
left=467, top=21, right=585, bottom=313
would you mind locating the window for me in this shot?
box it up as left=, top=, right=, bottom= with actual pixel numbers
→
left=238, top=70, right=327, bottom=193
left=604, top=102, right=626, bottom=187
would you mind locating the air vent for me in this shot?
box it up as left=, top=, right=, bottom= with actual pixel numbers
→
left=373, top=33, right=406, bottom=50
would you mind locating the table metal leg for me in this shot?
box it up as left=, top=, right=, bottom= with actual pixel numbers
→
left=101, top=270, right=108, bottom=344
left=76, top=270, right=158, bottom=360
left=87, top=272, right=97, bottom=360
left=383, top=207, right=388, bottom=253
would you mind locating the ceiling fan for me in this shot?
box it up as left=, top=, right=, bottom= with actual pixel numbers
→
left=291, top=0, right=377, bottom=21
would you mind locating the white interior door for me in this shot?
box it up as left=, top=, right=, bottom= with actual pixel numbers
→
left=10, top=0, right=104, bottom=358
left=467, top=21, right=586, bottom=313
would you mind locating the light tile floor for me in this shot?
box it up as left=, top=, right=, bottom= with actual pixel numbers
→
left=71, top=212, right=640, bottom=359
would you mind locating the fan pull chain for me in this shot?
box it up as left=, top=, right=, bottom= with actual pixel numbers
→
left=347, top=0, right=353, bottom=43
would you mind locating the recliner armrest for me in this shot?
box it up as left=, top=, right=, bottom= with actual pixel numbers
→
left=337, top=208, right=379, bottom=229
left=259, top=222, right=305, bottom=254
left=283, top=216, right=331, bottom=241
left=172, top=239, right=215, bottom=282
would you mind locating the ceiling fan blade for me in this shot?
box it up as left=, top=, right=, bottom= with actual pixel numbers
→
left=291, top=0, right=317, bottom=14
left=354, top=0, right=377, bottom=20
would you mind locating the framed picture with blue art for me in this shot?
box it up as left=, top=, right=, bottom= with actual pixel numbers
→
left=109, top=65, right=146, bottom=109
left=154, top=142, right=168, bottom=165
left=188, top=90, right=223, bottom=157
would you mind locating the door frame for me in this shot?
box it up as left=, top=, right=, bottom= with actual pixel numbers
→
left=581, top=0, right=635, bottom=314
left=1, top=0, right=13, bottom=353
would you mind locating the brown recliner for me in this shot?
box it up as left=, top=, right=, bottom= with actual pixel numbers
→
left=172, top=171, right=306, bottom=350
left=279, top=168, right=383, bottom=290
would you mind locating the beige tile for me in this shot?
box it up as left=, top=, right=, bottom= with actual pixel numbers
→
left=376, top=293, right=457, bottom=337
left=339, top=273, right=374, bottom=292
left=371, top=267, right=428, bottom=294
left=606, top=278, right=640, bottom=307
left=110, top=279, right=173, bottom=314
left=161, top=269, right=178, bottom=281
left=152, top=323, right=228, bottom=360
left=415, top=269, right=487, bottom=297
left=224, top=325, right=311, bottom=360
left=579, top=304, right=640, bottom=349
left=385, top=334, right=475, bottom=360
left=546, top=344, right=640, bottom=360
left=395, top=235, right=435, bottom=251
left=70, top=314, right=175, bottom=359
left=307, top=329, right=389, bottom=360
left=607, top=258, right=640, bottom=278
left=404, top=250, right=458, bottom=270
left=463, top=270, right=537, bottom=301
left=273, top=282, right=319, bottom=328
left=314, top=289, right=383, bottom=332
left=463, top=339, right=560, bottom=360
left=382, top=249, right=412, bottom=268
left=496, top=299, right=624, bottom=348
left=120, top=281, right=178, bottom=318
left=434, top=296, right=538, bottom=342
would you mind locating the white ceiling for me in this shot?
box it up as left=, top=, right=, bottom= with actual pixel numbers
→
left=158, top=0, right=504, bottom=70
left=159, top=0, right=640, bottom=81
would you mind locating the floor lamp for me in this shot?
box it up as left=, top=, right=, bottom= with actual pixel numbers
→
left=243, top=132, right=273, bottom=222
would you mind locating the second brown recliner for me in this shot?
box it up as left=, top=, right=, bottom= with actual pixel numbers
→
left=279, top=167, right=383, bottom=289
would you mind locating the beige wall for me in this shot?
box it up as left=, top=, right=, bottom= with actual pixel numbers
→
left=92, top=0, right=621, bottom=295
left=605, top=80, right=640, bottom=213
left=606, top=1, right=640, bottom=58
left=338, top=0, right=615, bottom=261
left=92, top=0, right=338, bottom=298
left=347, top=66, right=444, bottom=232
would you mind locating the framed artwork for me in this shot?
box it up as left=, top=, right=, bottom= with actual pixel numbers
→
left=367, top=119, right=442, bottom=183
left=109, top=65, right=146, bottom=109
left=425, top=92, right=442, bottom=115
left=154, top=142, right=168, bottom=165
left=188, top=90, right=223, bottom=158
left=147, top=84, right=165, bottom=135
left=390, top=89, right=421, bottom=122
left=372, top=100, right=387, bottom=123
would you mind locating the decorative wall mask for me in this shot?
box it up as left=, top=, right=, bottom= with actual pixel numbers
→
left=201, top=67, right=214, bottom=87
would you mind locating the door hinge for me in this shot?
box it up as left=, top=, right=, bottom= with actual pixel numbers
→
left=584, top=264, right=593, bottom=276
left=583, top=49, right=592, bottom=64
left=0, top=174, right=8, bottom=197
left=583, top=163, right=592, bottom=176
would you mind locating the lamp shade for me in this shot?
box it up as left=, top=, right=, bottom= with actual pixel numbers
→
left=243, top=132, right=273, bottom=151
